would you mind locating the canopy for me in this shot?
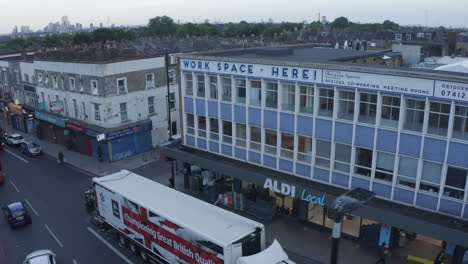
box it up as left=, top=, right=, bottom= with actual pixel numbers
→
left=435, top=60, right=468, bottom=73
left=237, top=239, right=292, bottom=264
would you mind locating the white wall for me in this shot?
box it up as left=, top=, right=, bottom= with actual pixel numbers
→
left=19, top=62, right=34, bottom=82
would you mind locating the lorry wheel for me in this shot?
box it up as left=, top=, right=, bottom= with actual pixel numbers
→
left=140, top=250, right=149, bottom=262
left=118, top=234, right=128, bottom=247
left=129, top=243, right=139, bottom=255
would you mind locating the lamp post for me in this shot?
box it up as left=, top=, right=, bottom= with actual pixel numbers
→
left=327, top=188, right=375, bottom=264
left=164, top=49, right=173, bottom=141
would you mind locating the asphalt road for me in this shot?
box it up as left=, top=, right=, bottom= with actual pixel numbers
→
left=0, top=145, right=144, bottom=264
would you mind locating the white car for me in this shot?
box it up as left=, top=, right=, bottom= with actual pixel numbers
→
left=23, top=250, right=56, bottom=264
left=5, top=134, right=24, bottom=146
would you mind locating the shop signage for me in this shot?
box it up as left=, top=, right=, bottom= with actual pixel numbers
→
left=434, top=80, right=468, bottom=103
left=50, top=100, right=64, bottom=113
left=96, top=133, right=106, bottom=141
left=86, top=128, right=102, bottom=137
left=34, top=111, right=66, bottom=128
left=106, top=122, right=152, bottom=140
left=300, top=190, right=326, bottom=206
left=263, top=178, right=296, bottom=197
left=66, top=122, right=86, bottom=133
left=8, top=103, right=22, bottom=115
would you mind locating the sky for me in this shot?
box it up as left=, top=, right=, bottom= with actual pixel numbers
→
left=0, top=0, right=467, bottom=34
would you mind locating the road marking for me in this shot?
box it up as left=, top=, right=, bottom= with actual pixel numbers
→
left=5, top=149, right=29, bottom=163
left=87, top=227, right=134, bottom=264
left=44, top=224, right=63, bottom=248
left=24, top=199, right=39, bottom=216
left=407, top=255, right=433, bottom=264
left=9, top=180, right=20, bottom=193
left=72, top=259, right=78, bottom=264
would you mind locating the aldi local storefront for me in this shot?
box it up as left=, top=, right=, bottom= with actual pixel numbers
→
left=35, top=111, right=68, bottom=146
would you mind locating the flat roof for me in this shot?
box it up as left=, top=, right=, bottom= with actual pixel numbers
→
left=94, top=170, right=263, bottom=246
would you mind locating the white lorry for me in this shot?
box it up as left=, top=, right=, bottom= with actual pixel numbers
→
left=91, top=170, right=295, bottom=264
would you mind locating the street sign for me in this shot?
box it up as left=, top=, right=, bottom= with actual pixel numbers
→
left=96, top=133, right=106, bottom=142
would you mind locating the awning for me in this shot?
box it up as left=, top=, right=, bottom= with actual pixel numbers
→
left=237, top=239, right=292, bottom=264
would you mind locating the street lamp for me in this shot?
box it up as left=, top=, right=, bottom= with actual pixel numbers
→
left=164, top=49, right=173, bottom=141
left=327, top=188, right=375, bottom=264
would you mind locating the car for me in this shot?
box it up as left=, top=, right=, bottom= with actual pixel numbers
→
left=5, top=134, right=24, bottom=146
left=2, top=201, right=31, bottom=228
left=23, top=250, right=56, bottom=264
left=20, top=141, right=42, bottom=156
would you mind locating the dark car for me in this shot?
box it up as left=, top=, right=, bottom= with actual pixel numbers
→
left=2, top=202, right=32, bottom=228
left=20, top=141, right=42, bottom=156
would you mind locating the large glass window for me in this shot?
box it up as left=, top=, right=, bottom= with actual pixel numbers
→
left=148, top=96, right=155, bottom=114
left=264, top=129, right=277, bottom=155
left=358, top=92, right=377, bottom=124
left=318, top=88, right=334, bottom=117
left=222, top=77, right=232, bottom=102
left=198, top=116, right=207, bottom=138
left=443, top=167, right=467, bottom=200
left=375, top=152, right=395, bottom=182
left=185, top=73, right=193, bottom=96
left=266, top=82, right=278, bottom=108
left=222, top=120, right=232, bottom=144
left=397, top=156, right=418, bottom=188
left=428, top=102, right=450, bottom=136
left=235, top=78, right=246, bottom=104
left=381, top=95, right=400, bottom=128
left=453, top=105, right=468, bottom=140
left=315, top=139, right=331, bottom=168
left=235, top=123, right=247, bottom=147
left=404, top=99, right=425, bottom=132
left=209, top=76, right=218, bottom=99
left=250, top=126, right=261, bottom=151
left=334, top=143, right=351, bottom=172
left=281, top=83, right=295, bottom=111
left=298, top=135, right=312, bottom=163
left=196, top=75, right=205, bottom=98
left=120, top=103, right=128, bottom=121
left=209, top=118, right=219, bottom=141
left=299, top=84, right=314, bottom=114
left=337, top=90, right=355, bottom=120
left=355, top=147, right=373, bottom=177
left=186, top=113, right=195, bottom=135
left=420, top=161, right=442, bottom=194
left=281, top=132, right=294, bottom=159
left=250, top=80, right=261, bottom=106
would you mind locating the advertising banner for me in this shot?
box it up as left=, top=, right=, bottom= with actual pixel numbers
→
left=50, top=100, right=64, bottom=113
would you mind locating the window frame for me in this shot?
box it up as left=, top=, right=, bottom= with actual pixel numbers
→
left=235, top=123, right=247, bottom=148
left=280, top=132, right=294, bottom=160
left=297, top=135, right=312, bottom=163
left=120, top=102, right=128, bottom=122
left=299, top=84, right=314, bottom=114
left=186, top=113, right=195, bottom=135
left=281, top=83, right=296, bottom=112
left=420, top=160, right=443, bottom=194
left=403, top=98, right=425, bottom=132
left=148, top=96, right=155, bottom=114
left=397, top=155, right=418, bottom=189
left=197, top=115, right=207, bottom=138
left=168, top=69, right=176, bottom=84
left=249, top=126, right=262, bottom=152
left=265, top=82, right=278, bottom=109
left=453, top=105, right=468, bottom=141
left=221, top=77, right=232, bottom=102
left=117, top=77, right=128, bottom=95
left=358, top=92, right=377, bottom=124
left=264, top=129, right=278, bottom=155
left=354, top=147, right=373, bottom=177
left=427, top=101, right=450, bottom=137
left=315, top=139, right=331, bottom=168
left=334, top=143, right=352, bottom=173
left=235, top=78, right=246, bottom=104
left=209, top=76, right=218, bottom=100
left=337, top=90, right=355, bottom=121
left=250, top=80, right=262, bottom=106
left=443, top=166, right=467, bottom=200
left=185, top=73, right=193, bottom=96
left=222, top=120, right=233, bottom=144
left=91, top=80, right=99, bottom=95
left=93, top=103, right=101, bottom=121
left=145, top=73, right=155, bottom=89
left=69, top=77, right=76, bottom=91
left=196, top=74, right=205, bottom=98
left=380, top=95, right=401, bottom=128
left=209, top=118, right=219, bottom=141
left=374, top=151, right=395, bottom=182
left=318, top=87, right=334, bottom=117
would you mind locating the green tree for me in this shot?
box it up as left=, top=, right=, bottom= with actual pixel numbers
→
left=73, top=32, right=94, bottom=45
left=278, top=32, right=290, bottom=42
left=147, top=15, right=177, bottom=37
left=309, top=21, right=324, bottom=31
left=382, top=20, right=399, bottom=30
left=331, top=16, right=350, bottom=29
left=263, top=26, right=282, bottom=38
left=43, top=35, right=65, bottom=48
left=92, top=28, right=116, bottom=42
left=5, top=38, right=29, bottom=50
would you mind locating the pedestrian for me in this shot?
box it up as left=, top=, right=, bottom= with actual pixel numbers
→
left=376, top=242, right=389, bottom=264
left=434, top=250, right=447, bottom=264
left=57, top=151, right=64, bottom=165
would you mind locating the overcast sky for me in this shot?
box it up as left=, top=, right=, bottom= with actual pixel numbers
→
left=1, top=0, right=467, bottom=34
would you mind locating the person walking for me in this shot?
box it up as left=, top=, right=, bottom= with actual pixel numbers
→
left=57, top=151, right=64, bottom=165
left=376, top=242, right=389, bottom=264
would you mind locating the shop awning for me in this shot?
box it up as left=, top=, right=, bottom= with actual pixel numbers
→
left=237, top=239, right=293, bottom=264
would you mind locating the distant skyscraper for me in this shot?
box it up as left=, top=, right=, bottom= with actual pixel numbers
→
left=99, top=22, right=103, bottom=28
left=61, top=16, right=70, bottom=28
left=321, top=16, right=327, bottom=24
left=12, top=26, right=18, bottom=35
left=90, top=23, right=94, bottom=30
left=20, top=25, right=30, bottom=33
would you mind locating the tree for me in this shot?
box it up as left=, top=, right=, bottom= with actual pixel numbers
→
left=278, top=32, right=290, bottom=42
left=263, top=26, right=282, bottom=38
left=5, top=38, right=28, bottom=50
left=331, top=17, right=350, bottom=29
left=43, top=35, right=65, bottom=48
left=382, top=20, right=399, bottom=30
left=147, top=15, right=177, bottom=37
left=309, top=21, right=324, bottom=31
left=73, top=32, right=93, bottom=45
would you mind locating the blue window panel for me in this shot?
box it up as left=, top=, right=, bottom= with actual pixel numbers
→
left=263, top=110, right=277, bottom=129
left=197, top=138, right=207, bottom=150
left=334, top=122, right=353, bottom=144
left=207, top=101, right=218, bottom=118
left=263, top=155, right=277, bottom=169
left=399, top=133, right=421, bottom=158
left=221, top=144, right=232, bottom=156
left=372, top=182, right=392, bottom=199
left=439, top=199, right=463, bottom=217
left=355, top=126, right=375, bottom=149
left=248, top=107, right=261, bottom=126
left=296, top=115, right=313, bottom=136
left=422, top=138, right=446, bottom=163
left=249, top=151, right=261, bottom=164
left=234, top=105, right=246, bottom=123
left=315, top=119, right=333, bottom=140
left=351, top=177, right=370, bottom=190
left=296, top=163, right=311, bottom=178
left=220, top=103, right=232, bottom=121
left=279, top=159, right=294, bottom=173
left=280, top=113, right=295, bottom=133
left=447, top=142, right=468, bottom=168
left=209, top=141, right=219, bottom=153
left=393, top=188, right=415, bottom=204
left=464, top=205, right=468, bottom=219
left=415, top=193, right=438, bottom=210
left=376, top=129, right=398, bottom=153
left=332, top=172, right=349, bottom=188
left=185, top=135, right=195, bottom=147
left=234, top=148, right=246, bottom=160
left=195, top=99, right=206, bottom=115
left=313, top=167, right=329, bottom=182
left=184, top=97, right=194, bottom=113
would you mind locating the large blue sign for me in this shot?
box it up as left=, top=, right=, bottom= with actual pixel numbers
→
left=34, top=111, right=66, bottom=128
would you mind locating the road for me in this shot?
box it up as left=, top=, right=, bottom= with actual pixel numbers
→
left=0, top=145, right=143, bottom=264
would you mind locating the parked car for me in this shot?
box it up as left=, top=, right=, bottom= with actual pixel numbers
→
left=5, top=134, right=24, bottom=146
left=20, top=141, right=41, bottom=156
left=23, top=250, right=56, bottom=264
left=2, top=201, right=31, bottom=228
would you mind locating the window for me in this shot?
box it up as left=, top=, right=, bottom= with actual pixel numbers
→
left=91, top=80, right=98, bottom=95
left=117, top=78, right=127, bottom=94
left=73, top=99, right=78, bottom=118
left=397, top=156, right=418, bottom=188
left=209, top=76, right=218, bottom=99
left=334, top=143, right=351, bottom=172
left=24, top=74, right=29, bottom=83
left=52, top=75, right=58, bottom=88
left=315, top=139, right=331, bottom=168
left=120, top=103, right=128, bottom=121
left=145, top=73, right=155, bottom=89
left=209, top=118, right=219, bottom=141
left=79, top=77, right=83, bottom=92
left=358, top=92, right=377, bottom=124
left=250, top=126, right=261, bottom=151
left=264, top=129, right=277, bottom=155
left=168, top=70, right=176, bottom=84
left=281, top=132, right=294, bottom=159
left=236, top=123, right=247, bottom=147
left=381, top=95, right=400, bottom=128
left=337, top=90, right=355, bottom=120
left=222, top=77, right=232, bottom=102
left=297, top=136, right=312, bottom=163
left=60, top=76, right=64, bottom=89
left=169, top=92, right=176, bottom=110
left=196, top=75, right=205, bottom=97
left=318, top=87, right=334, bottom=117
left=69, top=77, right=76, bottom=91
left=186, top=113, right=195, bottom=135
left=453, top=105, right=468, bottom=140
left=222, top=120, right=232, bottom=144
left=198, top=116, right=206, bottom=138
left=235, top=78, right=246, bottom=104
left=420, top=161, right=442, bottom=194
left=63, top=98, right=68, bottom=116
left=443, top=167, right=467, bottom=200
left=148, top=96, right=155, bottom=114
left=299, top=85, right=314, bottom=114
left=265, top=82, right=278, bottom=108
left=375, top=152, right=395, bottom=182
left=185, top=73, right=193, bottom=96
left=355, top=147, right=373, bottom=177
left=428, top=102, right=450, bottom=136
left=94, top=103, right=101, bottom=121
left=38, top=73, right=43, bottom=85
left=82, top=102, right=86, bottom=119
left=250, top=80, right=261, bottom=106
left=404, top=99, right=425, bottom=132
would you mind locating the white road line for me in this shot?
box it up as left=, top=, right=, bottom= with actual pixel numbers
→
left=24, top=199, right=39, bottom=216
left=87, top=227, right=134, bottom=264
left=72, top=259, right=78, bottom=264
left=5, top=149, right=29, bottom=163
left=9, top=180, right=20, bottom=193
left=44, top=224, right=63, bottom=248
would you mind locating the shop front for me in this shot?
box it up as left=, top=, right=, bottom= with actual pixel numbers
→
left=9, top=103, right=27, bottom=133
left=21, top=106, right=35, bottom=134
left=66, top=121, right=91, bottom=156
left=34, top=111, right=68, bottom=146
